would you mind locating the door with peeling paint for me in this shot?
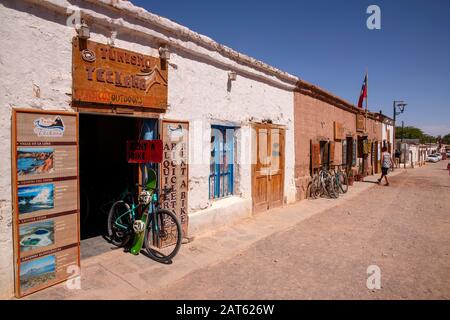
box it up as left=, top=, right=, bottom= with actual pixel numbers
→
left=252, top=123, right=285, bottom=213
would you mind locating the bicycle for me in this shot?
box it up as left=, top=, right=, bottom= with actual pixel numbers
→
left=106, top=169, right=183, bottom=263
left=81, top=187, right=134, bottom=226
left=319, top=166, right=338, bottom=199
left=306, top=169, right=321, bottom=199
left=331, top=165, right=348, bottom=194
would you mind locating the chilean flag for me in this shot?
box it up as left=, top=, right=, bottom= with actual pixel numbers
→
left=357, top=73, right=368, bottom=109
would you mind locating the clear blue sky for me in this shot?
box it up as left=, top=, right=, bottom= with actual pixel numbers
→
left=131, top=0, right=450, bottom=136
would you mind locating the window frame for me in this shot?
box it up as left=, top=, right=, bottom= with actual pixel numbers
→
left=209, top=125, right=237, bottom=200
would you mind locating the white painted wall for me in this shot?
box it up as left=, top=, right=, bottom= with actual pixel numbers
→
left=382, top=123, right=394, bottom=153
left=166, top=49, right=295, bottom=212
left=0, top=0, right=296, bottom=298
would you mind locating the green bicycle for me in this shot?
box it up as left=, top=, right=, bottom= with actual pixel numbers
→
left=106, top=169, right=183, bottom=263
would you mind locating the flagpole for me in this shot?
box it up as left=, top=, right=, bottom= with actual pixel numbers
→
left=365, top=69, right=368, bottom=132
left=366, top=69, right=368, bottom=112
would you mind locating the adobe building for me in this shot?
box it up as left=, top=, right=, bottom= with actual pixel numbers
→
left=0, top=0, right=297, bottom=298
left=360, top=111, right=384, bottom=176
left=293, top=81, right=392, bottom=200
left=380, top=113, right=395, bottom=154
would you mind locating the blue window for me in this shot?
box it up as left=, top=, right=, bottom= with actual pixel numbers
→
left=209, top=125, right=236, bottom=199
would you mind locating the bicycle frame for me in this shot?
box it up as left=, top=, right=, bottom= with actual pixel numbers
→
left=113, top=190, right=162, bottom=235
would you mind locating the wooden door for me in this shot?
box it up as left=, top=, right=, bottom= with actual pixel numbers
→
left=252, top=124, right=285, bottom=212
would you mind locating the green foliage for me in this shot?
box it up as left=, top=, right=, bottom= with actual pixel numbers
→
left=395, top=126, right=441, bottom=144
left=442, top=134, right=450, bottom=145
left=421, top=134, right=437, bottom=144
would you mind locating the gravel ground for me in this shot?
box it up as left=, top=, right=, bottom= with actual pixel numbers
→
left=151, top=161, right=450, bottom=300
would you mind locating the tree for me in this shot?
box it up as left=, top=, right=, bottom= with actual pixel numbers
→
left=421, top=134, right=437, bottom=144
left=395, top=126, right=424, bottom=139
left=442, top=134, right=450, bottom=145
left=395, top=126, right=437, bottom=143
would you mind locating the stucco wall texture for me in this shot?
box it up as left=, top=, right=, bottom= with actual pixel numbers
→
left=0, top=0, right=296, bottom=298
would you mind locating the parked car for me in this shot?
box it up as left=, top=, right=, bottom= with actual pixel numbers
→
left=435, top=153, right=443, bottom=161
left=426, top=154, right=439, bottom=163
left=446, top=151, right=450, bottom=158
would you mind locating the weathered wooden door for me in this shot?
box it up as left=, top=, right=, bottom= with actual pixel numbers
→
left=252, top=124, right=285, bottom=212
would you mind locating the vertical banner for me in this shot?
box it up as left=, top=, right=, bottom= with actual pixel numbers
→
left=160, top=120, right=189, bottom=239
left=12, top=109, right=80, bottom=298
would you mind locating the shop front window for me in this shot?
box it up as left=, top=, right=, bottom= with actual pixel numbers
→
left=209, top=125, right=236, bottom=199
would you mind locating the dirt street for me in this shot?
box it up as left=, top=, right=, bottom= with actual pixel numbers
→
left=151, top=162, right=450, bottom=299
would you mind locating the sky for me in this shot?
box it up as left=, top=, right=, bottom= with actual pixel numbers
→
left=131, top=0, right=450, bottom=136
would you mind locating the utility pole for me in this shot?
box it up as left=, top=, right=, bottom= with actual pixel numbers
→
left=393, top=100, right=407, bottom=171
left=401, top=121, right=406, bottom=169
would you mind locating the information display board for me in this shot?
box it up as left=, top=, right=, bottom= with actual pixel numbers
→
left=12, top=109, right=80, bottom=298
left=160, top=120, right=189, bottom=239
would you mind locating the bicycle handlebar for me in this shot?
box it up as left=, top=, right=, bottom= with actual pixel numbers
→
left=135, top=183, right=175, bottom=194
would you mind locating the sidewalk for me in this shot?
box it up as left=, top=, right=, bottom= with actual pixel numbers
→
left=25, top=169, right=406, bottom=300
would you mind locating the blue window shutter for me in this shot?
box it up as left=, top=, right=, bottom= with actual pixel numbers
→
left=210, top=125, right=236, bottom=199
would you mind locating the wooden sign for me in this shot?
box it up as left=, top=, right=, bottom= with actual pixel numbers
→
left=126, top=140, right=163, bottom=163
left=333, top=122, right=344, bottom=141
left=356, top=114, right=365, bottom=132
left=72, top=38, right=168, bottom=110
left=160, top=120, right=189, bottom=239
left=12, top=109, right=80, bottom=298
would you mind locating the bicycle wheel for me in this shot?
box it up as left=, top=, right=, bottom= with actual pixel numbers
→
left=313, top=175, right=321, bottom=198
left=107, top=200, right=133, bottom=247
left=306, top=181, right=316, bottom=199
left=338, top=172, right=348, bottom=193
left=144, top=209, right=183, bottom=263
left=320, top=174, right=331, bottom=198
left=328, top=176, right=339, bottom=198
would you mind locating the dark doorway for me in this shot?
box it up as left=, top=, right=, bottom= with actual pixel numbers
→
left=79, top=114, right=138, bottom=240
left=320, top=141, right=329, bottom=168
left=346, top=137, right=353, bottom=168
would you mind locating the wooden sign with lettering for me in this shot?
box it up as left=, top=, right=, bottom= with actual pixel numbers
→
left=126, top=140, right=163, bottom=163
left=72, top=38, right=168, bottom=110
left=160, top=120, right=189, bottom=240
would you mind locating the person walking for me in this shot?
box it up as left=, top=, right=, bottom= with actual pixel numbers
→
left=378, top=146, right=394, bottom=186
left=394, top=149, right=401, bottom=168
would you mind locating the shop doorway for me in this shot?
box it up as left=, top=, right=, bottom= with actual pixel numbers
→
left=346, top=137, right=354, bottom=168
left=79, top=114, right=138, bottom=242
left=78, top=114, right=158, bottom=258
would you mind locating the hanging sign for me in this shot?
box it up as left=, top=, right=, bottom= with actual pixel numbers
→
left=72, top=38, right=168, bottom=109
left=160, top=120, right=189, bottom=240
left=333, top=122, right=344, bottom=141
left=12, top=109, right=80, bottom=298
left=126, top=140, right=163, bottom=163
left=356, top=114, right=365, bottom=132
